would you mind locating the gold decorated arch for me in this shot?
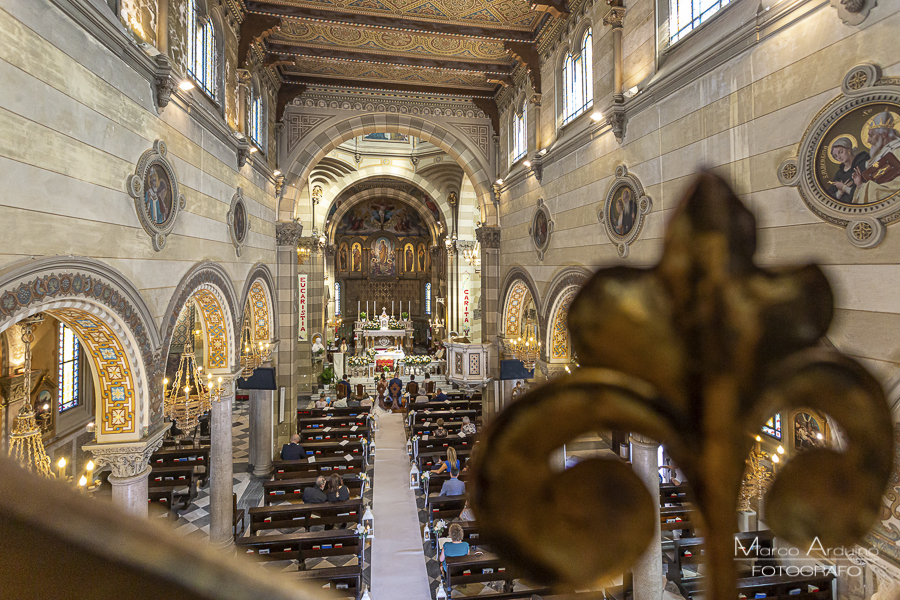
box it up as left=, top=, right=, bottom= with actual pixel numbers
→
left=503, top=281, right=531, bottom=338
left=549, top=291, right=576, bottom=361
left=247, top=280, right=272, bottom=343
left=192, top=289, right=228, bottom=370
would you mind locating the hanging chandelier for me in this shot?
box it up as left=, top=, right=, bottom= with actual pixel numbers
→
left=164, top=334, right=217, bottom=432
left=240, top=320, right=257, bottom=378
left=8, top=314, right=54, bottom=478
left=462, top=240, right=481, bottom=270
left=505, top=335, right=541, bottom=371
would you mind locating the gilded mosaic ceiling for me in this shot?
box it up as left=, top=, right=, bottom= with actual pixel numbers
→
left=272, top=21, right=510, bottom=62
left=281, top=59, right=491, bottom=89
left=263, top=0, right=541, bottom=30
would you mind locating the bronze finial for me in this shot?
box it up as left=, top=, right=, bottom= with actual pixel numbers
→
left=470, top=173, right=893, bottom=597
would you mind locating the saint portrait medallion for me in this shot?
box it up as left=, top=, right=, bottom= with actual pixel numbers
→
left=127, top=140, right=186, bottom=251
left=778, top=64, right=900, bottom=248
left=228, top=188, right=251, bottom=257
left=528, top=198, right=554, bottom=261
left=598, top=165, right=652, bottom=258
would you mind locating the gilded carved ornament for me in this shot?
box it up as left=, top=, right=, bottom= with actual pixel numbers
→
left=470, top=173, right=893, bottom=598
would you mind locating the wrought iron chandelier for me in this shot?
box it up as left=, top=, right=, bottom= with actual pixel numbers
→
left=462, top=240, right=480, bottom=270
left=239, top=318, right=272, bottom=378
left=505, top=334, right=540, bottom=371
left=8, top=314, right=54, bottom=478
left=164, top=334, right=218, bottom=432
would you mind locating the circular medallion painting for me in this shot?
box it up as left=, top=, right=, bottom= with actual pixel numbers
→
left=608, top=186, right=638, bottom=237
left=228, top=188, right=251, bottom=257
left=598, top=165, right=652, bottom=258
left=528, top=199, right=554, bottom=261
left=144, top=163, right=173, bottom=226
left=234, top=201, right=247, bottom=243
left=814, top=103, right=900, bottom=205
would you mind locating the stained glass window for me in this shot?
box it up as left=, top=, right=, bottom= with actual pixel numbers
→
left=334, top=282, right=341, bottom=316
left=513, top=102, right=527, bottom=163
left=58, top=324, right=80, bottom=413
left=762, top=414, right=782, bottom=440
left=249, top=92, right=263, bottom=148
left=562, top=30, right=593, bottom=125
left=425, top=283, right=432, bottom=316
left=186, top=0, right=217, bottom=99
left=669, top=0, right=732, bottom=44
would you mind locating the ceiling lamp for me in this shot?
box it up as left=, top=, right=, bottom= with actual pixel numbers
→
left=505, top=334, right=541, bottom=371
left=163, top=333, right=214, bottom=432
left=462, top=240, right=481, bottom=270
left=7, top=315, right=54, bottom=478
left=240, top=319, right=260, bottom=378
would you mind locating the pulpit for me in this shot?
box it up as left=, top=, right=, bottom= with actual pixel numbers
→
left=445, top=339, right=492, bottom=388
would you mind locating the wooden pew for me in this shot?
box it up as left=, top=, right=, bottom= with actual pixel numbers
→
left=303, top=406, right=371, bottom=418
left=248, top=499, right=363, bottom=535
left=678, top=573, right=834, bottom=600
left=417, top=448, right=471, bottom=472
left=665, top=531, right=775, bottom=593
left=414, top=435, right=476, bottom=461
left=427, top=494, right=467, bottom=524
left=299, top=415, right=369, bottom=430
left=290, top=439, right=368, bottom=460
left=237, top=528, right=362, bottom=565
left=299, top=426, right=369, bottom=443
left=422, top=471, right=469, bottom=496
left=273, top=456, right=366, bottom=479
left=410, top=400, right=474, bottom=412
left=410, top=409, right=478, bottom=425
left=293, top=566, right=361, bottom=600
left=263, top=475, right=366, bottom=506
left=660, top=483, right=691, bottom=506
left=445, top=551, right=517, bottom=593
left=150, top=448, right=210, bottom=486
left=411, top=421, right=464, bottom=437
left=660, top=505, right=697, bottom=537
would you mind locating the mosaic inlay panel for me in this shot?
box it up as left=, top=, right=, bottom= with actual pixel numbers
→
left=249, top=281, right=270, bottom=342
left=469, top=352, right=481, bottom=376
left=52, top=308, right=136, bottom=436
left=551, top=292, right=575, bottom=360
left=193, top=289, right=227, bottom=369
left=504, top=282, right=527, bottom=337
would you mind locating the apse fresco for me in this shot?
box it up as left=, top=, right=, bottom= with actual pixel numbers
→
left=327, top=188, right=442, bottom=225
left=336, top=200, right=430, bottom=237
left=363, top=132, right=409, bottom=142
left=371, top=236, right=396, bottom=277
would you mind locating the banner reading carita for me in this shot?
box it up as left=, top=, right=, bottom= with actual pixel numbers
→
left=298, top=273, right=308, bottom=341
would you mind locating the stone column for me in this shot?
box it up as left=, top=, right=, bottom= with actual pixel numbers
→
left=84, top=425, right=169, bottom=518
left=276, top=221, right=302, bottom=446
left=209, top=380, right=237, bottom=549
left=630, top=434, right=663, bottom=600
left=477, top=226, right=500, bottom=423
left=297, top=236, right=325, bottom=394
left=250, top=388, right=274, bottom=476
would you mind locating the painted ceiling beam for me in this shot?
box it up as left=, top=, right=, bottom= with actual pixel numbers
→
left=506, top=41, right=542, bottom=95
left=238, top=13, right=282, bottom=68
left=244, top=0, right=536, bottom=42
left=266, top=43, right=514, bottom=80
left=279, top=76, right=496, bottom=103
left=530, top=0, right=570, bottom=18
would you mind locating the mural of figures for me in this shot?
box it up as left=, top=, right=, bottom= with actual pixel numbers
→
left=145, top=164, right=172, bottom=225
left=352, top=243, right=362, bottom=272
left=363, top=132, right=410, bottom=142
left=371, top=236, right=396, bottom=277
left=610, top=187, right=638, bottom=236
left=814, top=104, right=900, bottom=205
left=405, top=243, right=414, bottom=272
left=794, top=412, right=825, bottom=451
left=335, top=199, right=430, bottom=237
left=417, top=243, right=426, bottom=271
left=339, top=244, right=348, bottom=272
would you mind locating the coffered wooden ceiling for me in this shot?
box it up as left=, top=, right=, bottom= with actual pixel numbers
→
left=240, top=0, right=568, bottom=116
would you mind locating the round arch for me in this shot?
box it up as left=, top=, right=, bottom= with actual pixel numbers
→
left=280, top=115, right=496, bottom=225
left=239, top=264, right=277, bottom=345
left=0, top=257, right=160, bottom=442
left=160, top=262, right=239, bottom=375
left=327, top=188, right=443, bottom=244
left=500, top=267, right=542, bottom=340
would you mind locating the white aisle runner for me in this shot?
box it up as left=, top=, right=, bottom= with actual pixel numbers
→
left=371, top=413, right=432, bottom=600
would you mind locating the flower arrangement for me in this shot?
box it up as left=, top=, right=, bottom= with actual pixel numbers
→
left=363, top=320, right=380, bottom=331
left=405, top=355, right=432, bottom=367
left=349, top=355, right=373, bottom=367
left=367, top=347, right=377, bottom=358
left=381, top=365, right=392, bottom=374
left=421, top=471, right=431, bottom=481
left=388, top=317, right=403, bottom=330
left=432, top=519, right=447, bottom=538
left=356, top=523, right=371, bottom=540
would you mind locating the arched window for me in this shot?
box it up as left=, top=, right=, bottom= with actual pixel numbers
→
left=249, top=89, right=263, bottom=148
left=425, top=283, right=432, bottom=316
left=186, top=0, right=217, bottom=99
left=513, top=100, right=527, bottom=163
left=58, top=323, right=80, bottom=413
left=334, top=282, right=341, bottom=316
left=562, top=29, right=593, bottom=125
left=669, top=0, right=731, bottom=43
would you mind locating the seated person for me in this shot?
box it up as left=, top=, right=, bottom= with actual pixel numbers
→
left=460, top=416, right=476, bottom=436
left=439, top=466, right=465, bottom=496
left=337, top=375, right=351, bottom=399
left=440, top=523, right=470, bottom=576
left=360, top=394, right=374, bottom=407
left=458, top=499, right=475, bottom=522
left=415, top=394, right=429, bottom=403
left=434, top=418, right=448, bottom=438
left=302, top=476, right=328, bottom=503
left=434, top=388, right=448, bottom=402
left=315, top=394, right=329, bottom=409
left=334, top=396, right=348, bottom=408
left=430, top=447, right=460, bottom=475
left=280, top=434, right=305, bottom=460
left=326, top=473, right=350, bottom=502
left=347, top=396, right=361, bottom=407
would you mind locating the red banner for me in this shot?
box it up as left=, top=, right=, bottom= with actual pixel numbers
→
left=375, top=358, right=395, bottom=372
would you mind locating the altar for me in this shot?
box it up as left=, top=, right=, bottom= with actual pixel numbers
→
left=354, top=308, right=414, bottom=353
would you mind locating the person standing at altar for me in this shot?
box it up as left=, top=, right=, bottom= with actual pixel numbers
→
left=388, top=370, right=404, bottom=409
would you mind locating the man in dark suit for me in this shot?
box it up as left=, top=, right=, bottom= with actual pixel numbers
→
left=281, top=434, right=305, bottom=460
left=434, top=388, right=448, bottom=402
left=302, top=476, right=328, bottom=503
left=406, top=374, right=419, bottom=399
left=389, top=370, right=404, bottom=409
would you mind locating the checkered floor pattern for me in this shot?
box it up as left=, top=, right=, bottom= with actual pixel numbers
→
left=164, top=400, right=373, bottom=590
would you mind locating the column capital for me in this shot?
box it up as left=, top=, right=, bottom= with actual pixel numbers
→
left=603, top=6, right=626, bottom=29
left=276, top=220, right=303, bottom=247
left=476, top=226, right=501, bottom=249
left=83, top=424, right=170, bottom=478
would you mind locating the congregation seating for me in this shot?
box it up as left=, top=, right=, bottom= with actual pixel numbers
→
left=413, top=399, right=478, bottom=412
left=426, top=494, right=467, bottom=524
left=293, top=566, right=362, bottom=599
left=409, top=409, right=478, bottom=425
left=288, top=439, right=368, bottom=460
left=677, top=573, right=834, bottom=600
left=299, top=415, right=369, bottom=430
left=248, top=498, right=363, bottom=535
left=664, top=531, right=775, bottom=592
left=411, top=421, right=464, bottom=437
left=263, top=474, right=366, bottom=506
left=414, top=434, right=476, bottom=459
left=273, top=456, right=366, bottom=478
left=300, top=406, right=370, bottom=419
left=237, top=528, right=362, bottom=565
left=444, top=551, right=519, bottom=593
left=660, top=483, right=691, bottom=506
left=417, top=448, right=471, bottom=471
left=150, top=447, right=210, bottom=486
left=422, top=470, right=469, bottom=495
left=299, top=426, right=370, bottom=443
left=660, top=505, right=697, bottom=537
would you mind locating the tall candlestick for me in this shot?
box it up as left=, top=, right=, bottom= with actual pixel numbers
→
left=392, top=301, right=394, bottom=316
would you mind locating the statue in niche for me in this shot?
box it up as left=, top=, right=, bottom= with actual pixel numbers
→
left=405, top=244, right=414, bottom=272
left=352, top=243, right=362, bottom=272
left=339, top=245, right=348, bottom=271
left=418, top=244, right=426, bottom=271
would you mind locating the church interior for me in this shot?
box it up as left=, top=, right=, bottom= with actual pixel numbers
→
left=1, top=0, right=900, bottom=598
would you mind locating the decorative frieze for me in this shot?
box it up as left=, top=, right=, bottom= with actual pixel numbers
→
left=476, top=226, right=501, bottom=249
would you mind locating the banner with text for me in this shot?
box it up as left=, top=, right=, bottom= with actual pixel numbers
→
left=298, top=273, right=308, bottom=341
